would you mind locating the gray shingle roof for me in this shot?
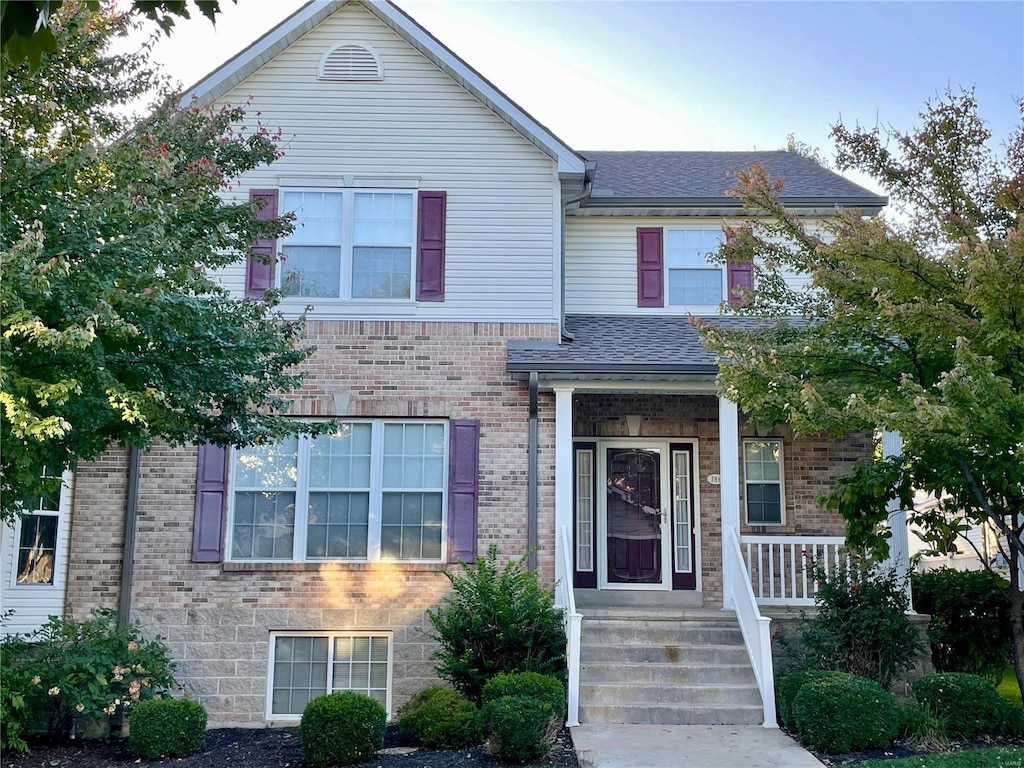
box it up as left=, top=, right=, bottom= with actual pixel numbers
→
left=582, top=151, right=886, bottom=207
left=507, top=314, right=777, bottom=374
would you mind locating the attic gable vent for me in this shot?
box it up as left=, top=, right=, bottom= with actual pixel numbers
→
left=319, top=43, right=383, bottom=81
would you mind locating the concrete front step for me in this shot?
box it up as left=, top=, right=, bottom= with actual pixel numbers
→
left=580, top=642, right=750, bottom=665
left=580, top=681, right=762, bottom=707
left=581, top=621, right=744, bottom=646
left=578, top=703, right=765, bottom=726
left=576, top=612, right=764, bottom=726
left=580, top=660, right=757, bottom=684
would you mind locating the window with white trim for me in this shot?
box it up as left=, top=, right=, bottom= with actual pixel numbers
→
left=229, top=421, right=447, bottom=562
left=666, top=229, right=724, bottom=306
left=279, top=190, right=415, bottom=300
left=743, top=439, right=784, bottom=525
left=13, top=469, right=65, bottom=586
left=268, top=632, right=392, bottom=717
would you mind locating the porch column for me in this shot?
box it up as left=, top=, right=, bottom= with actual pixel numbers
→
left=719, top=397, right=741, bottom=610
left=553, top=386, right=575, bottom=585
left=882, top=429, right=913, bottom=607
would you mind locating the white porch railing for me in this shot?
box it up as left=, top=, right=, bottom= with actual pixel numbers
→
left=740, top=535, right=847, bottom=606
left=727, top=528, right=777, bottom=728
left=555, top=525, right=582, bottom=727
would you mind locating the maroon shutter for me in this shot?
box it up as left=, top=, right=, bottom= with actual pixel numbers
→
left=192, top=443, right=228, bottom=562
left=416, top=191, right=446, bottom=302
left=246, top=189, right=278, bottom=298
left=447, top=419, right=479, bottom=563
left=727, top=260, right=753, bottom=306
left=637, top=227, right=664, bottom=307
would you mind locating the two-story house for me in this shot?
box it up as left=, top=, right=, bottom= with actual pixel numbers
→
left=1, top=0, right=896, bottom=729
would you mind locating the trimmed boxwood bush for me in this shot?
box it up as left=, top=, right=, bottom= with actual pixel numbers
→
left=775, top=670, right=842, bottom=731
left=128, top=698, right=207, bottom=759
left=398, top=687, right=482, bottom=749
left=483, top=695, right=559, bottom=763
left=301, top=691, right=386, bottom=768
left=913, top=672, right=1020, bottom=738
left=482, top=672, right=566, bottom=718
left=792, top=672, right=897, bottom=754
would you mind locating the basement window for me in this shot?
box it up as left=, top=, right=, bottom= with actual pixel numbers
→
left=319, top=43, right=383, bottom=81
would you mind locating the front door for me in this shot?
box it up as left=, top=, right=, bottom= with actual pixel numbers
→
left=572, top=440, right=698, bottom=592
left=601, top=443, right=670, bottom=590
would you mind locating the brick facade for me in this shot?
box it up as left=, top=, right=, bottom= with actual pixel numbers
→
left=66, top=321, right=559, bottom=727
left=64, top=324, right=870, bottom=727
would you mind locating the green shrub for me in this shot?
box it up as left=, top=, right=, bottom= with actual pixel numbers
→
left=128, top=698, right=207, bottom=759
left=912, top=568, right=1012, bottom=683
left=775, top=670, right=842, bottom=731
left=792, top=672, right=897, bottom=754
left=483, top=695, right=559, bottom=763
left=1, top=608, right=177, bottom=742
left=0, top=629, right=31, bottom=754
left=800, top=562, right=923, bottom=689
left=481, top=672, right=566, bottom=718
left=427, top=545, right=567, bottom=704
left=913, top=672, right=1020, bottom=739
left=300, top=691, right=386, bottom=767
left=895, top=699, right=949, bottom=750
left=397, top=687, right=482, bottom=749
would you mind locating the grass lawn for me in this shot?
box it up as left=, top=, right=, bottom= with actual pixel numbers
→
left=998, top=665, right=1023, bottom=706
left=856, top=747, right=1024, bottom=768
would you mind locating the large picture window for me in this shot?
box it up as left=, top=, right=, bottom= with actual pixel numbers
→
left=268, top=632, right=392, bottom=718
left=743, top=439, right=784, bottom=525
left=666, top=229, right=724, bottom=306
left=229, top=421, right=447, bottom=562
left=280, top=190, right=415, bottom=300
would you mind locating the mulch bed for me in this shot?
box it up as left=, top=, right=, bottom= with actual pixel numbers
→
left=2, top=725, right=580, bottom=768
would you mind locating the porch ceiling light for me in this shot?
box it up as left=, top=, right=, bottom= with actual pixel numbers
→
left=626, top=414, right=642, bottom=437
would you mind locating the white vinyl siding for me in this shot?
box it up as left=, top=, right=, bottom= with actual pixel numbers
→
left=565, top=216, right=811, bottom=315
left=212, top=3, right=558, bottom=322
left=0, top=470, right=73, bottom=637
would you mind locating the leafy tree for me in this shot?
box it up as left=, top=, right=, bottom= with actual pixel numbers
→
left=1, top=0, right=228, bottom=70
left=1, top=5, right=324, bottom=520
left=696, top=90, right=1024, bottom=695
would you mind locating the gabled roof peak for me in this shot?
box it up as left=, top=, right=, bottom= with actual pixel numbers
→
left=181, top=0, right=585, bottom=176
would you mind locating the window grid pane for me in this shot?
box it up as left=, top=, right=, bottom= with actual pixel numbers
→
left=281, top=246, right=342, bottom=298
left=271, top=636, right=329, bottom=716
left=668, top=268, right=723, bottom=305
left=16, top=514, right=58, bottom=584
left=673, top=454, right=692, bottom=573
left=331, top=635, right=389, bottom=707
left=575, top=450, right=594, bottom=572
left=744, top=440, right=783, bottom=524
left=231, top=422, right=447, bottom=563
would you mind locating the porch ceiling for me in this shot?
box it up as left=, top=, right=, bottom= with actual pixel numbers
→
left=507, top=314, right=777, bottom=378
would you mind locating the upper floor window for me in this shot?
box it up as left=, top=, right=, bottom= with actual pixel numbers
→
left=228, top=421, right=447, bottom=562
left=280, top=190, right=415, bottom=300
left=666, top=229, right=724, bottom=306
left=743, top=439, right=784, bottom=525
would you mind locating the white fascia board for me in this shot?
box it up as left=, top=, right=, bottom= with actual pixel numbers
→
left=180, top=0, right=586, bottom=177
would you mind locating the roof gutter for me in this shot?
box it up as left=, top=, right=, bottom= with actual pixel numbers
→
left=580, top=194, right=888, bottom=211
left=527, top=371, right=539, bottom=572
left=506, top=362, right=720, bottom=375
left=118, top=447, right=142, bottom=630
left=559, top=163, right=596, bottom=341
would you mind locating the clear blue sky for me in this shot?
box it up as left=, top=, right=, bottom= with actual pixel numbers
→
left=134, top=0, right=1023, bottom=192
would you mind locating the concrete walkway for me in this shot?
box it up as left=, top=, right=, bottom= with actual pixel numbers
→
left=571, top=724, right=826, bottom=768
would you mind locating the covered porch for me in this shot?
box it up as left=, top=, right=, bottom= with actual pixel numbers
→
left=509, top=315, right=913, bottom=729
